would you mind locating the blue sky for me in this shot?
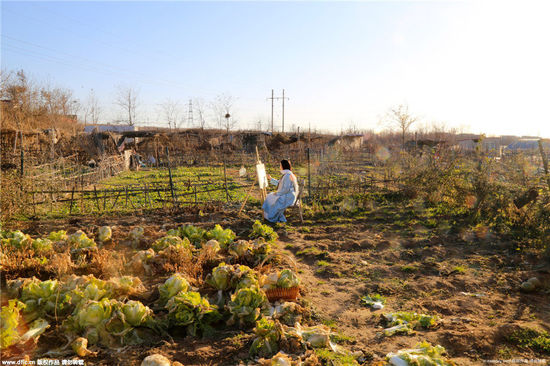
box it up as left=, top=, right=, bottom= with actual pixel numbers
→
left=2, top=1, right=550, bottom=136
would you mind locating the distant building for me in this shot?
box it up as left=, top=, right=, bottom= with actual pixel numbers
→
left=455, top=136, right=509, bottom=155
left=83, top=124, right=138, bottom=133
left=505, top=139, right=550, bottom=152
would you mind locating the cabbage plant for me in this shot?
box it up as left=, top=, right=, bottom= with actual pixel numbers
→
left=1, top=300, right=25, bottom=348
left=98, top=226, right=112, bottom=242
left=1, top=230, right=33, bottom=250
left=1, top=300, right=50, bottom=349
left=170, top=225, right=207, bottom=246
left=262, top=270, right=300, bottom=290
left=228, top=240, right=251, bottom=258
left=21, top=279, right=71, bottom=320
left=250, top=318, right=282, bottom=357
left=206, top=263, right=259, bottom=292
left=68, top=230, right=96, bottom=249
left=48, top=230, right=68, bottom=242
left=227, top=287, right=268, bottom=328
left=158, top=273, right=189, bottom=304
left=165, top=291, right=221, bottom=336
left=277, top=269, right=300, bottom=288
left=206, top=224, right=235, bottom=248
left=203, top=239, right=221, bottom=253
left=249, top=221, right=278, bottom=243
left=151, top=236, right=191, bottom=252
left=68, top=298, right=157, bottom=347
left=386, top=341, right=455, bottom=366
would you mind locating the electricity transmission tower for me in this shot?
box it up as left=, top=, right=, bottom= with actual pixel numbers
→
left=187, top=99, right=194, bottom=127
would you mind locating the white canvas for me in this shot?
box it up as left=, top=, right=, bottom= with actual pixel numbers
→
left=256, top=163, right=268, bottom=189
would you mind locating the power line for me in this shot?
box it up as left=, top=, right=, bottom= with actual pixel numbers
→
left=2, top=34, right=192, bottom=90
left=3, top=6, right=257, bottom=97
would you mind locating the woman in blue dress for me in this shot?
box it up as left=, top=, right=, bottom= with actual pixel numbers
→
left=262, top=159, right=299, bottom=223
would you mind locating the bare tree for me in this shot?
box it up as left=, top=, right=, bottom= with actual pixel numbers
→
left=254, top=115, right=264, bottom=131
left=386, top=104, right=417, bottom=148
left=193, top=98, right=208, bottom=129
left=115, top=86, right=139, bottom=126
left=85, top=89, right=101, bottom=125
left=210, top=93, right=237, bottom=133
left=159, top=98, right=181, bottom=130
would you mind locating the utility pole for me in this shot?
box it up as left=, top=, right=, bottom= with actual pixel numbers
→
left=267, top=89, right=274, bottom=133
left=266, top=89, right=289, bottom=134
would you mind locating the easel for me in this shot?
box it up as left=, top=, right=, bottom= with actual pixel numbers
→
left=256, top=146, right=267, bottom=202
left=237, top=146, right=267, bottom=216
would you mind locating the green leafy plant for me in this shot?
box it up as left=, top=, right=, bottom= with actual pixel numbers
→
left=158, top=273, right=190, bottom=305
left=1, top=300, right=25, bottom=348
left=0, top=299, right=50, bottom=349
left=68, top=230, right=96, bottom=249
left=227, top=287, right=268, bottom=328
left=250, top=318, right=282, bottom=357
left=168, top=225, right=207, bottom=246
left=249, top=220, right=278, bottom=243
left=48, top=230, right=68, bottom=242
left=262, top=269, right=300, bottom=290
left=207, top=224, right=236, bottom=248
left=386, top=341, right=455, bottom=366
left=165, top=291, right=221, bottom=336
left=20, top=279, right=70, bottom=320
left=151, top=235, right=191, bottom=252
left=67, top=298, right=157, bottom=347
left=360, top=294, right=386, bottom=309
left=508, top=327, right=550, bottom=353
left=206, top=263, right=259, bottom=292
left=98, top=226, right=112, bottom=242
left=382, top=312, right=439, bottom=336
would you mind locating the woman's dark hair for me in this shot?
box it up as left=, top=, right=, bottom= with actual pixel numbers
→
left=280, top=159, right=291, bottom=171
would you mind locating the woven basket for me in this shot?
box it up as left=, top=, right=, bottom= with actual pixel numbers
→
left=265, top=286, right=300, bottom=302
left=259, top=253, right=300, bottom=302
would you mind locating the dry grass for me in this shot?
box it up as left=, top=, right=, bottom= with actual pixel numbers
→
left=86, top=248, right=125, bottom=279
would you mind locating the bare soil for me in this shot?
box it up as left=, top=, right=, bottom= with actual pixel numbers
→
left=2, top=204, right=550, bottom=365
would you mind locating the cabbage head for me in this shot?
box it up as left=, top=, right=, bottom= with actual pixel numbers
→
left=48, top=230, right=68, bottom=242
left=158, top=273, right=189, bottom=304
left=206, top=263, right=233, bottom=291
left=165, top=291, right=221, bottom=336
left=276, top=269, right=300, bottom=288
left=68, top=230, right=96, bottom=248
left=121, top=300, right=153, bottom=327
left=75, top=298, right=114, bottom=329
left=152, top=236, right=191, bottom=252
left=228, top=240, right=251, bottom=258
left=21, top=279, right=70, bottom=319
left=250, top=317, right=282, bottom=357
left=0, top=300, right=25, bottom=348
left=206, top=224, right=235, bottom=248
left=227, top=287, right=268, bottom=328
left=203, top=239, right=221, bottom=253
left=98, top=226, right=112, bottom=242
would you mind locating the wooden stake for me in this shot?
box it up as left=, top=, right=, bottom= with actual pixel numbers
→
left=69, top=185, right=75, bottom=215
left=93, top=186, right=100, bottom=212
left=166, top=147, right=176, bottom=206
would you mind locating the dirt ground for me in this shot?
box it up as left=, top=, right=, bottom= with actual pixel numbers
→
left=3, top=203, right=550, bottom=365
